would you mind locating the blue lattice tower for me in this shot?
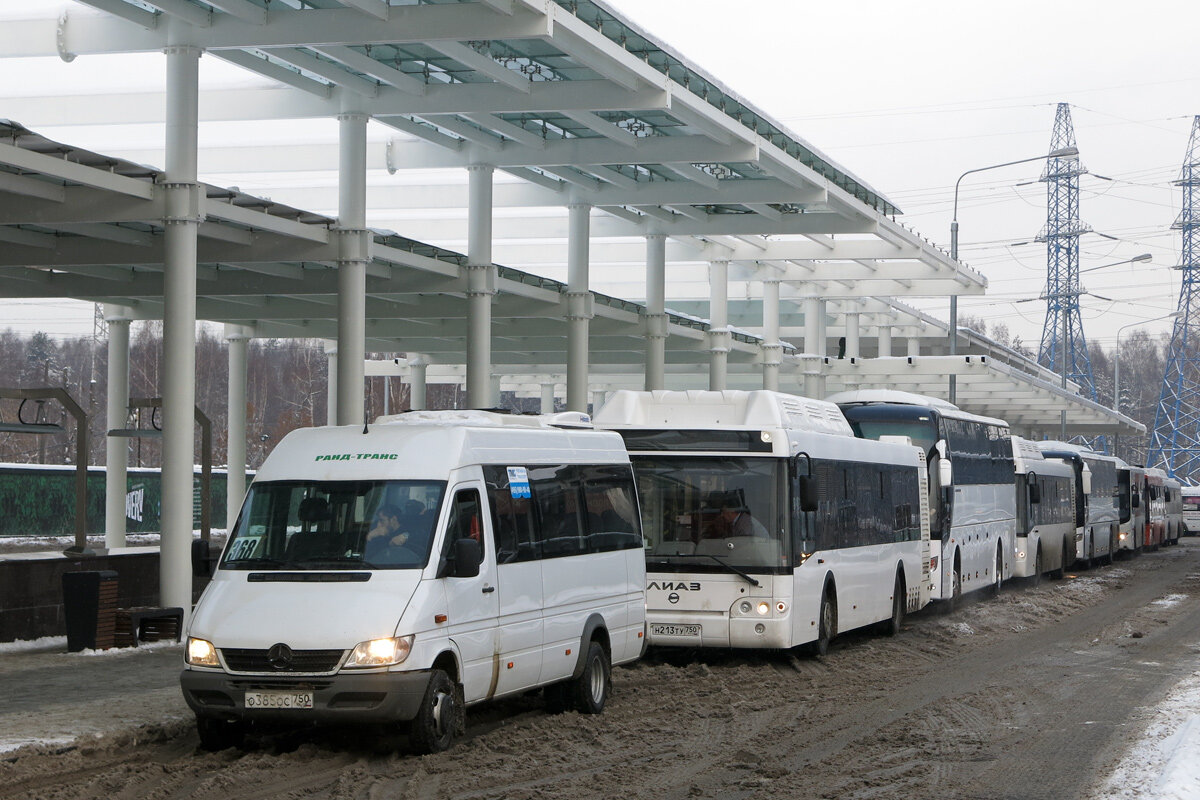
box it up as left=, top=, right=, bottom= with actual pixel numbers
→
left=1148, top=116, right=1200, bottom=480
left=1037, top=103, right=1095, bottom=402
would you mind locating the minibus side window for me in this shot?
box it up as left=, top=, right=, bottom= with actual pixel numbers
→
left=530, top=465, right=585, bottom=558
left=483, top=466, right=540, bottom=564
left=580, top=465, right=642, bottom=552
left=441, top=489, right=484, bottom=569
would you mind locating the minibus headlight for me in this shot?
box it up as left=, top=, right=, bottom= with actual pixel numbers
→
left=186, top=637, right=219, bottom=668
left=756, top=601, right=770, bottom=616
left=346, top=635, right=414, bottom=668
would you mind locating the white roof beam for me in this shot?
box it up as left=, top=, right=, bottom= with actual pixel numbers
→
left=664, top=205, right=708, bottom=222
left=500, top=167, right=566, bottom=193
left=417, top=116, right=504, bottom=151
left=592, top=166, right=638, bottom=190
left=803, top=233, right=837, bottom=250
left=213, top=50, right=332, bottom=97
left=143, top=0, right=211, bottom=27
left=0, top=142, right=153, bottom=200
left=71, top=0, right=159, bottom=29
left=427, top=41, right=532, bottom=94
left=596, top=206, right=644, bottom=225
left=53, top=223, right=153, bottom=247
left=260, top=47, right=379, bottom=97
left=0, top=172, right=65, bottom=203
left=202, top=200, right=331, bottom=244
left=198, top=223, right=254, bottom=245
left=538, top=166, right=602, bottom=192
left=633, top=206, right=679, bottom=224
left=337, top=0, right=390, bottom=21
left=379, top=117, right=465, bottom=151
left=663, top=162, right=720, bottom=191
left=310, top=46, right=426, bottom=94
left=0, top=227, right=55, bottom=249
left=461, top=114, right=545, bottom=148
left=551, top=13, right=652, bottom=92
left=667, top=102, right=736, bottom=146
left=561, top=111, right=638, bottom=148
left=204, top=0, right=266, bottom=24
left=745, top=204, right=781, bottom=221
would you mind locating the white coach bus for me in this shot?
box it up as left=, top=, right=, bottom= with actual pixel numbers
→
left=831, top=390, right=1016, bottom=607
left=1037, top=442, right=1122, bottom=567
left=1011, top=436, right=1077, bottom=584
left=1182, top=485, right=1200, bottom=536
left=182, top=411, right=645, bottom=753
left=594, top=390, right=931, bottom=656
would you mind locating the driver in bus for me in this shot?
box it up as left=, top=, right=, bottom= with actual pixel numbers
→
left=365, top=504, right=418, bottom=563
left=701, top=491, right=769, bottom=539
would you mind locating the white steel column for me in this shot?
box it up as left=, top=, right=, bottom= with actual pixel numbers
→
left=845, top=310, right=861, bottom=359
left=161, top=42, right=203, bottom=618
left=324, top=340, right=337, bottom=425
left=804, top=297, right=822, bottom=356
left=541, top=382, right=556, bottom=413
left=644, top=234, right=668, bottom=391
left=566, top=203, right=592, bottom=411
left=409, top=356, right=428, bottom=410
left=336, top=112, right=369, bottom=426
left=466, top=164, right=496, bottom=409
left=761, top=280, right=782, bottom=391
left=225, top=324, right=250, bottom=532
left=908, top=337, right=921, bottom=357
left=878, top=325, right=893, bottom=358
left=708, top=260, right=730, bottom=391
left=104, top=305, right=132, bottom=549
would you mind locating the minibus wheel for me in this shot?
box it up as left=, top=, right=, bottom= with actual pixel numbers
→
left=196, top=716, right=245, bottom=751
left=572, top=640, right=611, bottom=715
left=883, top=571, right=905, bottom=636
left=410, top=670, right=461, bottom=754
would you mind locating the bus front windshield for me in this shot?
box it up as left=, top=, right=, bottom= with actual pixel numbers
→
left=840, top=405, right=939, bottom=453
left=222, top=480, right=446, bottom=570
left=631, top=456, right=790, bottom=573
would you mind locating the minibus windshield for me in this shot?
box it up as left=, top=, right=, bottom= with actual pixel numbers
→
left=222, top=480, right=446, bottom=570
left=631, top=456, right=790, bottom=572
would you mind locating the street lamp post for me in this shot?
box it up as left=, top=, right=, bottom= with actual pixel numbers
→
left=949, top=146, right=1079, bottom=405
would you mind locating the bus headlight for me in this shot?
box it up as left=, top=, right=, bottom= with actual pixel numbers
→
left=186, top=637, right=219, bottom=667
left=346, top=635, right=414, bottom=668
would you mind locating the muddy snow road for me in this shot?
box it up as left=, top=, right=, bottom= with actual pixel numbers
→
left=3, top=541, right=1200, bottom=800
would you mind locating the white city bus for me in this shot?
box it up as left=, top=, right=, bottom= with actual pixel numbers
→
left=1117, top=464, right=1145, bottom=554
left=1182, top=485, right=1200, bottom=536
left=831, top=390, right=1016, bottom=607
left=594, top=390, right=931, bottom=656
left=1011, top=436, right=1076, bottom=585
left=1037, top=443, right=1122, bottom=567
left=1164, top=475, right=1184, bottom=546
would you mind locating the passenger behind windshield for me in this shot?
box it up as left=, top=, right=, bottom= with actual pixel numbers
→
left=701, top=490, right=769, bottom=539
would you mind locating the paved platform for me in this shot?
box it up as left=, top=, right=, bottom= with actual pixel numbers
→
left=0, top=637, right=189, bottom=753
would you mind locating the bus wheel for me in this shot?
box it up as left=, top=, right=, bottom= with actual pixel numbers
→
left=1030, top=547, right=1043, bottom=587
left=571, top=640, right=611, bottom=715
left=946, top=558, right=962, bottom=614
left=808, top=591, right=836, bottom=657
left=410, top=669, right=461, bottom=754
left=1052, top=539, right=1069, bottom=579
left=990, top=547, right=1003, bottom=598
left=196, top=716, right=245, bottom=752
left=883, top=571, right=905, bottom=636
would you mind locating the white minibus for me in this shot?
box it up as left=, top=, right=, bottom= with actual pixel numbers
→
left=594, top=390, right=930, bottom=656
left=1011, top=436, right=1076, bottom=584
left=831, top=390, right=1016, bottom=608
left=181, top=411, right=646, bottom=753
left=1182, top=485, right=1200, bottom=536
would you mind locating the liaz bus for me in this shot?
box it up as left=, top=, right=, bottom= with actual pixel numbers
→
left=1142, top=466, right=1168, bottom=550
left=1037, top=443, right=1122, bottom=567
left=1182, top=485, right=1200, bottom=536
left=1117, top=464, right=1145, bottom=555
left=1011, top=436, right=1076, bottom=585
left=593, top=390, right=931, bottom=656
left=830, top=390, right=1016, bottom=608
left=1165, top=474, right=1183, bottom=546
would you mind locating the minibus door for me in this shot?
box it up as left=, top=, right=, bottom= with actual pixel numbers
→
left=439, top=486, right=499, bottom=704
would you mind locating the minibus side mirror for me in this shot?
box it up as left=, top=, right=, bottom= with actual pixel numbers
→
left=452, top=538, right=481, bottom=579
left=798, top=475, right=819, bottom=513
left=192, top=539, right=213, bottom=578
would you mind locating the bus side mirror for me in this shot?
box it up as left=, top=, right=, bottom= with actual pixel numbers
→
left=1132, top=493, right=1140, bottom=508
left=192, top=539, right=213, bottom=578
left=1026, top=472, right=1041, bottom=504
left=1081, top=466, right=1092, bottom=495
left=938, top=457, right=953, bottom=488
left=452, top=538, right=481, bottom=579
left=798, top=475, right=819, bottom=513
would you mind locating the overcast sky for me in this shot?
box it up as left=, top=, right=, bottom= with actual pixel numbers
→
left=2, top=0, right=1198, bottom=351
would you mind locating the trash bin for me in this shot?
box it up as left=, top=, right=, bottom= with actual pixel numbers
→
left=62, top=570, right=119, bottom=652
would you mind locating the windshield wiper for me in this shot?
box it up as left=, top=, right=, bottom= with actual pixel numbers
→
left=653, top=552, right=761, bottom=587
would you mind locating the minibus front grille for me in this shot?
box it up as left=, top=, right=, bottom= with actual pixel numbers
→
left=221, top=648, right=346, bottom=674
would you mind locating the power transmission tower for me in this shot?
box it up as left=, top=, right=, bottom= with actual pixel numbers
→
left=1148, top=115, right=1200, bottom=480
left=1037, top=103, right=1095, bottom=441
